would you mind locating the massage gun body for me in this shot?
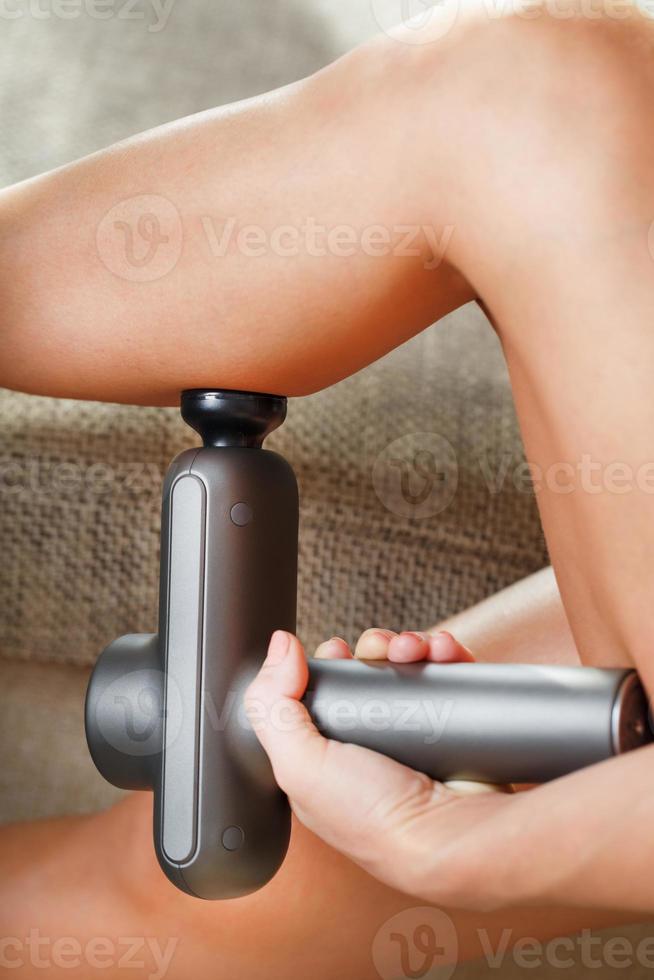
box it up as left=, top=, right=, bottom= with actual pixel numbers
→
left=85, top=390, right=652, bottom=901
left=88, top=442, right=298, bottom=899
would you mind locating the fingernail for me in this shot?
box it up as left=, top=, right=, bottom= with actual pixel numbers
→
left=430, top=631, right=448, bottom=645
left=428, top=632, right=449, bottom=654
left=391, top=631, right=428, bottom=659
left=267, top=630, right=291, bottom=666
left=428, top=631, right=458, bottom=662
left=355, top=629, right=392, bottom=660
left=397, top=631, right=427, bottom=645
left=315, top=637, right=345, bottom=659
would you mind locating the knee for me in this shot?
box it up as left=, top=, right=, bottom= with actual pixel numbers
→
left=465, top=5, right=653, bottom=180
left=494, top=4, right=651, bottom=125
left=411, top=2, right=654, bottom=270
left=333, top=4, right=653, bottom=204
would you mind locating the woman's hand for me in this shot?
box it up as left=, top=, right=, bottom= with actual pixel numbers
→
left=246, top=629, right=654, bottom=915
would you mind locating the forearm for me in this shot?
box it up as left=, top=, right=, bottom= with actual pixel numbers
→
left=435, top=566, right=580, bottom=666
left=431, top=573, right=654, bottom=912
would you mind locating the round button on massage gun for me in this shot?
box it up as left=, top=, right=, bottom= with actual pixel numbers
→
left=85, top=388, right=653, bottom=900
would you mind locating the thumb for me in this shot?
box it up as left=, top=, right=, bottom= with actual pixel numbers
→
left=245, top=631, right=455, bottom=873
left=245, top=630, right=327, bottom=791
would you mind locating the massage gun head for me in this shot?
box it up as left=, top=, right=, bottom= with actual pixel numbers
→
left=181, top=388, right=287, bottom=448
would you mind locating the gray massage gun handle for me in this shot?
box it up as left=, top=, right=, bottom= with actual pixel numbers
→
left=306, top=658, right=649, bottom=784
left=85, top=434, right=652, bottom=901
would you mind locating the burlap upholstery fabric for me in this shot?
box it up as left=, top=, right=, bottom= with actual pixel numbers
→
left=0, top=303, right=547, bottom=667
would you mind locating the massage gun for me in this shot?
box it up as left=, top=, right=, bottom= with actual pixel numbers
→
left=85, top=389, right=652, bottom=900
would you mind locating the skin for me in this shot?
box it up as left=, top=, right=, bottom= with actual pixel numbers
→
left=0, top=572, right=639, bottom=978
left=1, top=0, right=654, bottom=967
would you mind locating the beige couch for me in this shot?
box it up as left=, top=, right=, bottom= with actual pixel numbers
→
left=1, top=1, right=651, bottom=975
